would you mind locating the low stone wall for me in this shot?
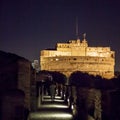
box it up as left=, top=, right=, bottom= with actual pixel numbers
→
left=1, top=90, right=29, bottom=120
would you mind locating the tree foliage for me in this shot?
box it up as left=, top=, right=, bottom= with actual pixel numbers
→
left=69, top=71, right=94, bottom=88
left=50, top=71, right=67, bottom=84
left=69, top=71, right=119, bottom=89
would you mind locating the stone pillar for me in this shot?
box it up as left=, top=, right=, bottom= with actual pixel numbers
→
left=70, top=86, right=78, bottom=118
left=75, top=88, right=102, bottom=120
left=30, top=85, right=37, bottom=111
left=94, top=90, right=102, bottom=120
left=76, top=88, right=88, bottom=120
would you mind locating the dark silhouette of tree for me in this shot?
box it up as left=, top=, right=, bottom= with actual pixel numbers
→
left=36, top=70, right=52, bottom=95
left=69, top=71, right=94, bottom=88
left=37, top=70, right=67, bottom=84
left=115, top=71, right=120, bottom=78
left=36, top=70, right=52, bottom=82
left=112, top=75, right=120, bottom=89
left=94, top=75, right=103, bottom=89
left=50, top=71, right=67, bottom=84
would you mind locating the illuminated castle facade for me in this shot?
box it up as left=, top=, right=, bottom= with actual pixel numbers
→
left=40, top=37, right=115, bottom=79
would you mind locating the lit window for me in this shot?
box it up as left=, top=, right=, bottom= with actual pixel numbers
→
left=73, top=58, right=77, bottom=60
left=56, top=58, right=59, bottom=61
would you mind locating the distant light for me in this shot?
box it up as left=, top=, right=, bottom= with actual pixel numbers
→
left=56, top=58, right=59, bottom=61
left=50, top=113, right=72, bottom=118
left=71, top=104, right=74, bottom=110
left=29, top=112, right=73, bottom=119
left=67, top=98, right=69, bottom=103
left=40, top=104, right=68, bottom=109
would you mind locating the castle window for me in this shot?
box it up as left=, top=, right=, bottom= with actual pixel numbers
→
left=73, top=58, right=77, bottom=60
left=50, top=59, right=53, bottom=61
left=55, top=58, right=59, bottom=61
left=111, top=53, right=114, bottom=58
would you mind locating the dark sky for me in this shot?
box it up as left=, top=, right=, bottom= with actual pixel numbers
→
left=0, top=0, right=120, bottom=71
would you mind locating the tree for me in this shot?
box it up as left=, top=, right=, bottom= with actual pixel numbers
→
left=69, top=71, right=94, bottom=88
left=50, top=71, right=67, bottom=84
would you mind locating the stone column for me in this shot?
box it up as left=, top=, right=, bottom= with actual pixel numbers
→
left=94, top=89, right=102, bottom=120
left=76, top=88, right=102, bottom=120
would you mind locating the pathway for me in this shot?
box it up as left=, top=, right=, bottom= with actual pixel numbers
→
left=28, top=95, right=73, bottom=120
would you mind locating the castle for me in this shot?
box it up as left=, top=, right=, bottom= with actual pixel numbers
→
left=40, top=36, right=115, bottom=79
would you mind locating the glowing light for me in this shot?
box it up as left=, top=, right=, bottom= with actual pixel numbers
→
left=43, top=96, right=63, bottom=102
left=56, top=58, right=59, bottom=61
left=55, top=96, right=62, bottom=99
left=29, top=112, right=73, bottom=119
left=71, top=104, right=74, bottom=110
left=67, top=98, right=69, bottom=103
left=39, top=104, right=68, bottom=109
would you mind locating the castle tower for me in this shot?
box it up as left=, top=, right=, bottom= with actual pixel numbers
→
left=40, top=37, right=115, bottom=79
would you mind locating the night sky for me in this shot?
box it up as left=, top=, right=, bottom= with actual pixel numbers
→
left=0, top=0, right=120, bottom=71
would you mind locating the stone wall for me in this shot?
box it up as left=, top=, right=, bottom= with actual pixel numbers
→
left=1, top=90, right=26, bottom=120
left=17, top=60, right=31, bottom=110
left=0, top=51, right=34, bottom=114
left=40, top=56, right=114, bottom=79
